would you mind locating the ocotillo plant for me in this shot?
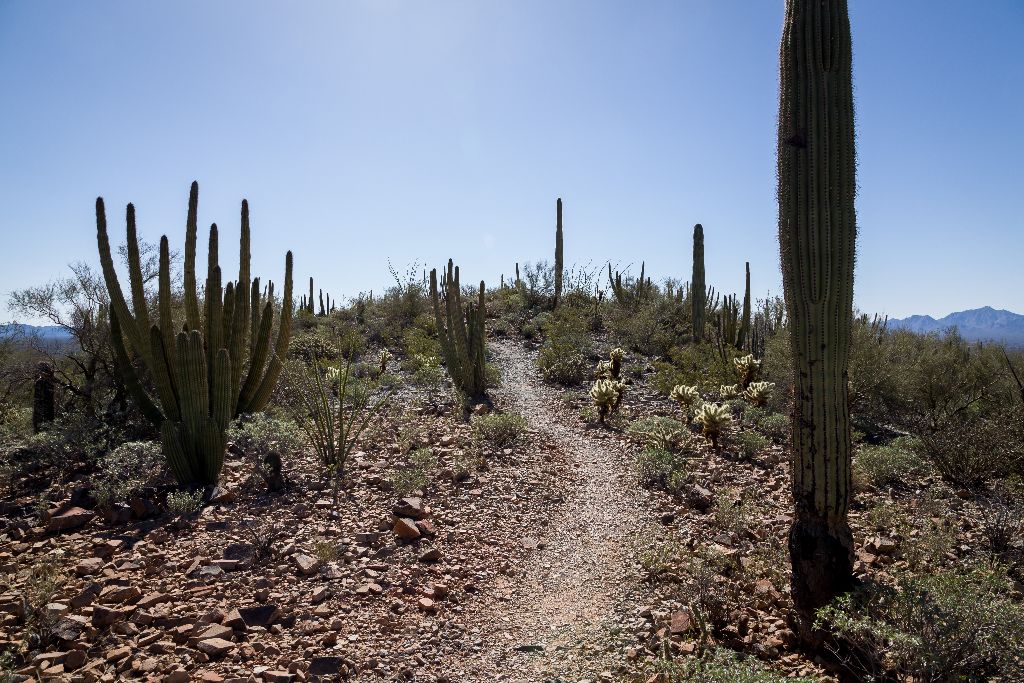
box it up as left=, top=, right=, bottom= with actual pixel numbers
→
left=778, top=0, right=857, bottom=632
left=96, top=182, right=294, bottom=485
left=691, top=224, right=706, bottom=342
left=553, top=198, right=564, bottom=309
left=429, top=259, right=487, bottom=402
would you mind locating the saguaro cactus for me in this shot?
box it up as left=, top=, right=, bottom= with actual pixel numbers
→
left=691, top=224, right=706, bottom=342
left=97, top=182, right=294, bottom=485
left=553, top=198, right=564, bottom=309
left=738, top=262, right=751, bottom=350
left=429, top=259, right=487, bottom=402
left=778, top=0, right=857, bottom=631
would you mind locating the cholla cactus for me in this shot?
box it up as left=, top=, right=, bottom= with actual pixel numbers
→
left=742, top=381, right=775, bottom=407
left=595, top=360, right=614, bottom=380
left=733, top=354, right=762, bottom=389
left=379, top=349, right=392, bottom=375
left=719, top=384, right=741, bottom=400
left=694, top=402, right=732, bottom=449
left=611, top=379, right=626, bottom=410
left=609, top=347, right=625, bottom=378
left=324, top=366, right=341, bottom=387
left=591, top=379, right=623, bottom=423
left=669, top=384, right=701, bottom=421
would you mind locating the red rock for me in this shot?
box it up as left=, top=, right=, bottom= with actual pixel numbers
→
left=393, top=517, right=421, bottom=540
left=196, top=637, right=234, bottom=657
left=46, top=507, right=95, bottom=533
left=669, top=610, right=692, bottom=635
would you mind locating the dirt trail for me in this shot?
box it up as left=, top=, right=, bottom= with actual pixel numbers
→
left=469, top=339, right=658, bottom=682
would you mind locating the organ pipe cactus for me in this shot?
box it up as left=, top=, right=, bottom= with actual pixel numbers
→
left=607, top=263, right=651, bottom=309
left=693, top=402, right=731, bottom=450
left=778, top=0, right=858, bottom=629
left=742, top=381, right=774, bottom=407
left=691, top=224, right=706, bottom=342
left=553, top=198, right=564, bottom=309
left=733, top=354, right=761, bottom=389
left=430, top=259, right=487, bottom=402
left=96, top=182, right=293, bottom=485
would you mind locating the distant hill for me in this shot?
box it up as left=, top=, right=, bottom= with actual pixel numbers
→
left=888, top=307, right=1024, bottom=347
left=0, top=323, right=74, bottom=342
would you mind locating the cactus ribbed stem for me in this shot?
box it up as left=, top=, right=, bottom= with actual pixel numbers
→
left=691, top=224, right=705, bottom=342
left=778, top=0, right=857, bottom=630
left=430, top=259, right=487, bottom=402
left=553, top=198, right=564, bottom=309
left=738, top=262, right=751, bottom=350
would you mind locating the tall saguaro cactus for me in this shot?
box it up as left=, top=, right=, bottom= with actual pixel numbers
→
left=429, top=259, right=487, bottom=402
left=691, top=224, right=706, bottom=342
left=737, top=262, right=751, bottom=350
left=96, top=182, right=294, bottom=485
left=553, top=198, right=564, bottom=309
left=778, top=0, right=857, bottom=631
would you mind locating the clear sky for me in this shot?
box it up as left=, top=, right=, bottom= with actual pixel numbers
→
left=1, top=1, right=1021, bottom=322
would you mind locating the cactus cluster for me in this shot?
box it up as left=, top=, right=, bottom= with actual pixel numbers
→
left=778, top=0, right=858, bottom=624
left=719, top=384, right=741, bottom=400
left=733, top=354, right=761, bottom=389
left=96, top=182, right=293, bottom=485
left=590, top=378, right=625, bottom=423
left=430, top=259, right=487, bottom=402
left=669, top=383, right=701, bottom=420
left=742, top=381, right=774, bottom=407
left=693, top=402, right=731, bottom=450
left=607, top=263, right=652, bottom=309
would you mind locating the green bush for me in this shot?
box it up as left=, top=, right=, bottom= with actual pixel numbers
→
left=537, top=306, right=592, bottom=385
left=745, top=407, right=789, bottom=443
left=651, top=344, right=737, bottom=396
left=648, top=647, right=813, bottom=683
left=732, top=430, right=770, bottom=459
left=816, top=567, right=1024, bottom=682
left=389, top=447, right=436, bottom=494
left=166, top=488, right=203, bottom=516
left=472, top=412, right=528, bottom=450
left=93, top=441, right=166, bottom=509
left=635, top=447, right=689, bottom=496
left=626, top=416, right=690, bottom=452
left=916, top=409, right=1024, bottom=488
left=289, top=331, right=340, bottom=364
left=853, top=442, right=927, bottom=489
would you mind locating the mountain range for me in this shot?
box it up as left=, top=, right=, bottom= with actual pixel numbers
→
left=887, top=306, right=1024, bottom=347
left=0, top=323, right=73, bottom=342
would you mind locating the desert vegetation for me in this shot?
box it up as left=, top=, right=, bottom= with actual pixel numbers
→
left=1, top=2, right=1021, bottom=682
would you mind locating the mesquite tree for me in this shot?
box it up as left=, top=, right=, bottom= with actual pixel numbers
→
left=777, top=0, right=857, bottom=633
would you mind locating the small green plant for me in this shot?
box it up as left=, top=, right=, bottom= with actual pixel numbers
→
left=713, top=489, right=749, bottom=535
left=646, top=648, right=814, bottom=683
left=635, top=447, right=690, bottom=496
left=166, top=488, right=203, bottom=516
left=745, top=407, right=789, bottom=442
left=694, top=403, right=732, bottom=449
left=472, top=412, right=528, bottom=451
left=93, top=441, right=166, bottom=509
left=639, top=539, right=683, bottom=580
left=227, top=413, right=305, bottom=492
left=312, top=540, right=343, bottom=562
left=626, top=416, right=689, bottom=452
left=733, top=430, right=770, bottom=459
left=853, top=442, right=927, bottom=489
left=389, top=447, right=436, bottom=494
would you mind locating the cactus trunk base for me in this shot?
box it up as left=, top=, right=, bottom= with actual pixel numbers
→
left=788, top=506, right=854, bottom=641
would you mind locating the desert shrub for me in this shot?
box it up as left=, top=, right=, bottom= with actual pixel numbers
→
left=713, top=489, right=749, bottom=535
left=651, top=344, right=737, bottom=397
left=626, top=416, right=690, bottom=452
left=649, top=648, right=813, bottom=683
left=402, top=325, right=440, bottom=361
left=816, top=567, right=1024, bottom=682
left=635, top=447, right=689, bottom=496
left=744, top=407, right=789, bottom=443
left=606, top=296, right=689, bottom=358
left=227, top=413, right=305, bottom=490
left=978, top=482, right=1024, bottom=563
left=166, top=488, right=203, bottom=516
left=732, top=430, right=770, bottom=459
left=389, top=447, right=436, bottom=494
left=20, top=554, right=68, bottom=649
left=472, top=412, right=528, bottom=450
left=93, top=441, right=166, bottom=509
left=289, top=331, right=340, bottom=364
left=537, top=306, right=592, bottom=385
left=916, top=409, right=1024, bottom=488
left=853, top=442, right=928, bottom=489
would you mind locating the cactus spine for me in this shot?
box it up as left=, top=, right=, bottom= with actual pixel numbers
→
left=97, top=182, right=294, bottom=485
left=691, top=224, right=705, bottom=342
left=778, top=0, right=857, bottom=629
left=429, top=259, right=487, bottom=402
left=553, top=198, right=564, bottom=309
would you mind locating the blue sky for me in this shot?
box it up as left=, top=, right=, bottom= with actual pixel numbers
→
left=1, top=0, right=1021, bottom=322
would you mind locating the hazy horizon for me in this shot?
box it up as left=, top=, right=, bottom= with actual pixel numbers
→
left=1, top=1, right=1021, bottom=323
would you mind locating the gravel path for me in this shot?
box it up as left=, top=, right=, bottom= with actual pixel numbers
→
left=470, top=339, right=659, bottom=682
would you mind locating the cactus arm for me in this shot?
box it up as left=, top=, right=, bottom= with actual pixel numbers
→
left=148, top=326, right=181, bottom=422
left=96, top=198, right=147, bottom=363
left=211, top=348, right=232, bottom=433
left=157, top=237, right=178, bottom=371
left=249, top=278, right=262, bottom=356
left=230, top=202, right=250, bottom=401
left=237, top=300, right=274, bottom=411
left=183, top=182, right=202, bottom=331
left=242, top=251, right=293, bottom=413
left=161, top=421, right=196, bottom=486
left=109, top=311, right=164, bottom=427
left=124, top=203, right=153, bottom=340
